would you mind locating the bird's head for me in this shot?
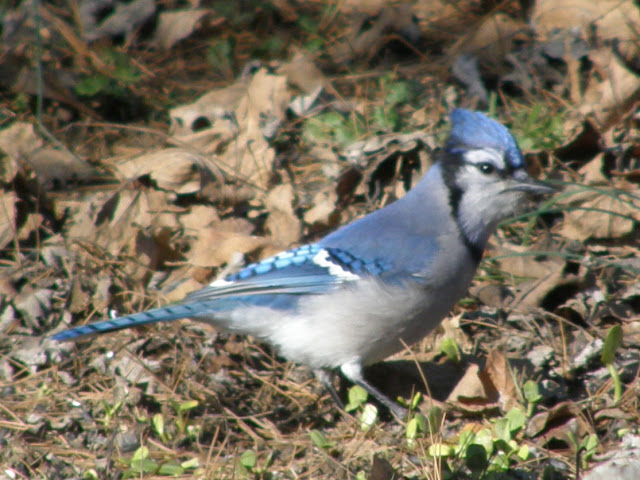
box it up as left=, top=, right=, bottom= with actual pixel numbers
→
left=440, top=109, right=555, bottom=246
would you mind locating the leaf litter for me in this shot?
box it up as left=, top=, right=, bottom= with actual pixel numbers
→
left=1, top=1, right=640, bottom=479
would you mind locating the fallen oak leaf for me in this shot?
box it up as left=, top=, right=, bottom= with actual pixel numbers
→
left=479, top=350, right=519, bottom=412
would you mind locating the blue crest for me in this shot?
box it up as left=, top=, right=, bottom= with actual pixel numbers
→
left=447, top=109, right=524, bottom=169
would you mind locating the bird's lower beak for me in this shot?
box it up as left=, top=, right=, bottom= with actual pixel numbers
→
left=505, top=171, right=557, bottom=195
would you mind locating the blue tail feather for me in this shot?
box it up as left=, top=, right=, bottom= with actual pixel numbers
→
left=51, top=303, right=201, bottom=341
left=51, top=294, right=302, bottom=342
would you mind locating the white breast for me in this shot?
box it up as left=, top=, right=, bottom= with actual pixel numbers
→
left=264, top=235, right=477, bottom=369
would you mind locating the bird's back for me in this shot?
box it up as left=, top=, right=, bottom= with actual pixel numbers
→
left=237, top=163, right=478, bottom=368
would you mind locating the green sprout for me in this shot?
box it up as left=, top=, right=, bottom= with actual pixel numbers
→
left=601, top=325, right=623, bottom=403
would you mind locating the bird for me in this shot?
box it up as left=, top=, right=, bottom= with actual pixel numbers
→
left=52, top=109, right=555, bottom=419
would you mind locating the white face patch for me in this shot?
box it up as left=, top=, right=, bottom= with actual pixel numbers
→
left=312, top=249, right=361, bottom=281
left=462, top=148, right=505, bottom=170
left=454, top=166, right=525, bottom=246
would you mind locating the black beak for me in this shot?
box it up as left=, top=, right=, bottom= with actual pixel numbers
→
left=504, top=170, right=557, bottom=195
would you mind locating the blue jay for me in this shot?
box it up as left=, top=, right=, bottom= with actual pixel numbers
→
left=52, top=109, right=554, bottom=418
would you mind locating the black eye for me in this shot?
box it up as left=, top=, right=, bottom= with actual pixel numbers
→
left=479, top=162, right=495, bottom=174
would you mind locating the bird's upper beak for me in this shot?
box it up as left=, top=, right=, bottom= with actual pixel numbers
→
left=505, top=170, right=557, bottom=195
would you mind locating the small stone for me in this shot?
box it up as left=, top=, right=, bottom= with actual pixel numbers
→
left=527, top=345, right=555, bottom=368
left=12, top=338, right=48, bottom=369
left=55, top=371, right=77, bottom=386
left=0, top=359, right=13, bottom=382
left=584, top=435, right=640, bottom=480
left=14, top=288, right=54, bottom=327
left=0, top=305, right=16, bottom=333
left=572, top=338, right=603, bottom=370
left=50, top=416, right=73, bottom=430
left=506, top=334, right=527, bottom=352
left=26, top=413, right=43, bottom=424
left=115, top=430, right=139, bottom=453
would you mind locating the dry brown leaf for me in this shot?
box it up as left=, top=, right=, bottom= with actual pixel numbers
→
left=344, top=131, right=435, bottom=204
left=29, top=147, right=100, bottom=189
left=163, top=276, right=206, bottom=304
left=188, top=229, right=270, bottom=268
left=214, top=217, right=254, bottom=236
left=0, top=122, right=42, bottom=160
left=60, top=188, right=181, bottom=280
left=448, top=13, right=526, bottom=74
left=511, top=266, right=567, bottom=311
left=343, top=131, right=435, bottom=168
left=264, top=184, right=301, bottom=246
left=68, top=279, right=91, bottom=315
left=187, top=218, right=271, bottom=269
left=330, top=4, right=420, bottom=63
left=0, top=276, right=17, bottom=300
left=17, top=213, right=43, bottom=241
left=470, top=284, right=512, bottom=308
left=447, top=363, right=500, bottom=414
left=0, top=123, right=100, bottom=188
left=447, top=352, right=519, bottom=413
left=281, top=50, right=326, bottom=117
left=279, top=49, right=327, bottom=93
left=81, top=0, right=155, bottom=41
left=447, top=364, right=487, bottom=402
left=152, top=9, right=213, bottom=50
left=304, top=190, right=338, bottom=226
left=89, top=275, right=112, bottom=314
left=491, top=243, right=564, bottom=280
left=0, top=190, right=18, bottom=250
left=95, top=189, right=180, bottom=274
left=594, top=407, right=634, bottom=422
left=479, top=350, right=518, bottom=412
left=214, top=128, right=275, bottom=190
left=114, top=149, right=208, bottom=194
left=439, top=313, right=473, bottom=354
left=214, top=69, right=289, bottom=191
left=269, top=0, right=299, bottom=22
left=0, top=154, right=19, bottom=184
left=168, top=69, right=289, bottom=193
left=413, top=0, right=485, bottom=43
left=0, top=122, right=40, bottom=182
left=579, top=153, right=609, bottom=185
left=171, top=124, right=238, bottom=155
left=179, top=205, right=220, bottom=234
left=560, top=184, right=640, bottom=241
left=488, top=241, right=567, bottom=309
left=525, top=401, right=588, bottom=445
left=169, top=82, right=247, bottom=137
left=339, top=0, right=390, bottom=14
left=14, top=288, right=53, bottom=329
left=622, top=322, right=640, bottom=348
left=199, top=181, right=257, bottom=205
left=103, top=189, right=179, bottom=240
left=579, top=49, right=640, bottom=131
left=533, top=0, right=640, bottom=59
left=533, top=2, right=640, bottom=129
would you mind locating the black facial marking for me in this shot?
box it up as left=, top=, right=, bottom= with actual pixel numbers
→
left=439, top=149, right=484, bottom=265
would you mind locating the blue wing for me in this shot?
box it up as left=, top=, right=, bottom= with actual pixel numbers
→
left=51, top=243, right=393, bottom=341
left=184, top=244, right=392, bottom=302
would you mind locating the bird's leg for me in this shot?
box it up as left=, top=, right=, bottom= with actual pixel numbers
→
left=314, top=368, right=345, bottom=410
left=340, top=362, right=408, bottom=420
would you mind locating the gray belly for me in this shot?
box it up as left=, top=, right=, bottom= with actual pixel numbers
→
left=266, top=270, right=474, bottom=369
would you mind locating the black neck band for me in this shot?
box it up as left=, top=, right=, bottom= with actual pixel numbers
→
left=440, top=151, right=484, bottom=265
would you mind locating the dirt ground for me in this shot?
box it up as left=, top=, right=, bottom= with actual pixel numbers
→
left=1, top=1, right=640, bottom=479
